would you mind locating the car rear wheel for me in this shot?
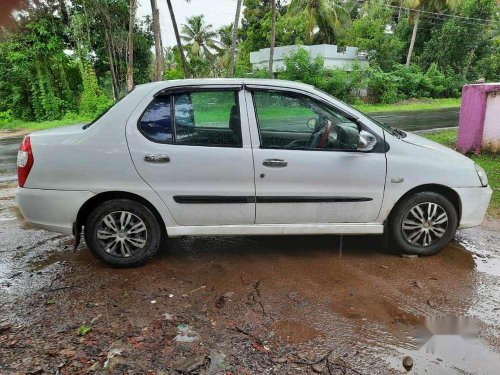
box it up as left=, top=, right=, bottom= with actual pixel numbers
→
left=389, top=192, right=458, bottom=256
left=84, top=199, right=162, bottom=267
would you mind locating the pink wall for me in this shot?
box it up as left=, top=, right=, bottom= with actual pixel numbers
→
left=457, top=83, right=500, bottom=154
left=482, top=92, right=500, bottom=153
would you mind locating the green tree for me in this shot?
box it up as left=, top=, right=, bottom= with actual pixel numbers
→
left=181, top=15, right=218, bottom=58
left=229, top=0, right=243, bottom=77
left=0, top=5, right=76, bottom=121
left=165, top=0, right=191, bottom=78
left=404, top=0, right=460, bottom=66
left=342, top=1, right=405, bottom=71
left=418, top=0, right=497, bottom=79
left=287, top=0, right=351, bottom=44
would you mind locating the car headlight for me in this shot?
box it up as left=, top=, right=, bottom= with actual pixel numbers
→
left=475, top=164, right=488, bottom=187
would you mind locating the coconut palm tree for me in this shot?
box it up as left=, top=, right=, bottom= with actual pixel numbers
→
left=288, top=0, right=351, bottom=44
left=229, top=0, right=243, bottom=77
left=165, top=0, right=190, bottom=78
left=150, top=0, right=163, bottom=81
left=181, top=15, right=218, bottom=58
left=404, top=0, right=460, bottom=66
left=269, top=0, right=276, bottom=75
left=217, top=24, right=232, bottom=62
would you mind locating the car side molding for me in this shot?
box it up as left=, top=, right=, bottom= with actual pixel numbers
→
left=166, top=223, right=384, bottom=237
left=173, top=195, right=373, bottom=204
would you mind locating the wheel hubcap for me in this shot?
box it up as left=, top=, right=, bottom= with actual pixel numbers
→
left=96, top=211, right=147, bottom=257
left=402, top=202, right=448, bottom=247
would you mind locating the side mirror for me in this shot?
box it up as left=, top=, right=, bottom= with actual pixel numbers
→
left=357, top=130, right=377, bottom=152
left=307, top=118, right=317, bottom=129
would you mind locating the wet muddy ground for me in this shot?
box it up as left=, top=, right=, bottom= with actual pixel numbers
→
left=1, top=181, right=499, bottom=374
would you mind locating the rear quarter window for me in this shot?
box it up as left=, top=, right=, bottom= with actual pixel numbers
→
left=138, top=96, right=172, bottom=143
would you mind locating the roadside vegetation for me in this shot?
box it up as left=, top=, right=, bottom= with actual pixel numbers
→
left=357, top=98, right=461, bottom=113
left=424, top=129, right=500, bottom=216
left=0, top=0, right=498, bottom=131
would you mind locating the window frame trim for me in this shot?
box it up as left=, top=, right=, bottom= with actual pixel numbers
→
left=136, top=87, right=244, bottom=148
left=247, top=86, right=386, bottom=153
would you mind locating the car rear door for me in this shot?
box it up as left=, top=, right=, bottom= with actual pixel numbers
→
left=245, top=86, right=386, bottom=224
left=126, top=85, right=256, bottom=226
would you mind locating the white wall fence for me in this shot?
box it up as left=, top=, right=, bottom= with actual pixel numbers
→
left=250, top=44, right=369, bottom=72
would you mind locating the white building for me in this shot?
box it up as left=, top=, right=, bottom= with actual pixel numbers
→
left=250, top=44, right=368, bottom=72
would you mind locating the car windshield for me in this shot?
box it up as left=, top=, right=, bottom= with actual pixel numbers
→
left=314, top=88, right=405, bottom=138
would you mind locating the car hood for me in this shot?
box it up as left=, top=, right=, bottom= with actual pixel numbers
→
left=401, top=131, right=473, bottom=164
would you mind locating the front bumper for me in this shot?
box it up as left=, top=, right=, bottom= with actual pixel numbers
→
left=454, top=186, right=493, bottom=228
left=16, top=187, right=94, bottom=234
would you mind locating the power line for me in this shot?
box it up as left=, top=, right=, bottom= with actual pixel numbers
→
left=383, top=4, right=495, bottom=25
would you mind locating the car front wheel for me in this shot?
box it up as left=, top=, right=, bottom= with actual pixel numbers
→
left=84, top=199, right=162, bottom=267
left=389, top=192, right=458, bottom=256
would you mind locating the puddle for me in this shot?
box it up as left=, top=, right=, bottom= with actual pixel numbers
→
left=385, top=335, right=500, bottom=374
left=456, top=227, right=500, bottom=277
left=1, top=182, right=499, bottom=373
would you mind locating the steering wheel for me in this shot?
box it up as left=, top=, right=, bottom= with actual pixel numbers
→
left=308, top=120, right=333, bottom=149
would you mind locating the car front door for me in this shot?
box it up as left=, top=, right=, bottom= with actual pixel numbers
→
left=245, top=87, right=386, bottom=224
left=127, top=86, right=256, bottom=226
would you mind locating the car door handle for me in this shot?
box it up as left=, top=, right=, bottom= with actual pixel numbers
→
left=144, top=154, right=170, bottom=163
left=263, top=159, right=287, bottom=168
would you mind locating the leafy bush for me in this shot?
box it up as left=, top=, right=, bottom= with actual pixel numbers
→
left=278, top=47, right=324, bottom=86
left=251, top=48, right=463, bottom=104
left=367, top=69, right=404, bottom=103
left=0, top=110, right=13, bottom=124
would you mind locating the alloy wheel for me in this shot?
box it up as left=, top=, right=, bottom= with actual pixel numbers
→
left=96, top=211, right=148, bottom=257
left=401, top=202, right=448, bottom=247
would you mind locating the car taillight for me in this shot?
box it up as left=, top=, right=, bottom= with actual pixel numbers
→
left=17, top=135, right=33, bottom=187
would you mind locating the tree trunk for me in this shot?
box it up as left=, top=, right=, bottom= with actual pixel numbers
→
left=127, top=0, right=136, bottom=92
left=166, top=0, right=190, bottom=78
left=405, top=11, right=420, bottom=67
left=229, top=0, right=243, bottom=78
left=104, top=27, right=119, bottom=100
left=150, top=0, right=163, bottom=81
left=58, top=0, right=69, bottom=25
left=268, top=0, right=276, bottom=76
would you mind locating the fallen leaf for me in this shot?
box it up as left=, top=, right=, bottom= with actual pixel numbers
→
left=77, top=325, right=92, bottom=336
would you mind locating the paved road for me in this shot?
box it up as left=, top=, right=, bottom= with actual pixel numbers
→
left=0, top=108, right=459, bottom=182
left=0, top=136, right=20, bottom=183
left=370, top=107, right=459, bottom=132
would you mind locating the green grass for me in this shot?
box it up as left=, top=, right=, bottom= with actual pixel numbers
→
left=0, top=115, right=92, bottom=131
left=356, top=98, right=461, bottom=113
left=424, top=129, right=500, bottom=217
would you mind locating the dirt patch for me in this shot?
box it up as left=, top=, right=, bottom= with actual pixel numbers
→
left=271, top=320, right=322, bottom=344
left=0, top=129, right=29, bottom=140
left=1, top=185, right=499, bottom=374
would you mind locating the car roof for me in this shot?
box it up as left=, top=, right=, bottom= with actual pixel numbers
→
left=135, top=78, right=315, bottom=92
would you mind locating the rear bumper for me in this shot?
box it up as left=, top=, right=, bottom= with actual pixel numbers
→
left=16, top=187, right=94, bottom=234
left=455, top=186, right=492, bottom=228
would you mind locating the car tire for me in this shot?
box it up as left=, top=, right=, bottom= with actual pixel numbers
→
left=389, top=192, right=458, bottom=256
left=84, top=199, right=162, bottom=267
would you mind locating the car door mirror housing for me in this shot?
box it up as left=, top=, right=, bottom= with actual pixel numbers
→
left=307, top=117, right=317, bottom=129
left=357, top=130, right=377, bottom=152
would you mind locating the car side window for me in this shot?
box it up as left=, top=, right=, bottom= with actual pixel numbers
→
left=253, top=91, right=360, bottom=151
left=173, top=91, right=242, bottom=147
left=138, top=96, right=172, bottom=143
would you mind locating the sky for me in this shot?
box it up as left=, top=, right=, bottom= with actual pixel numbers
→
left=137, top=0, right=240, bottom=47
